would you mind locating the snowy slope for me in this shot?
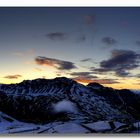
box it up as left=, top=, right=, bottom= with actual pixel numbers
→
left=0, top=77, right=138, bottom=125
left=1, top=110, right=140, bottom=134
left=0, top=111, right=136, bottom=134
left=0, top=77, right=135, bottom=124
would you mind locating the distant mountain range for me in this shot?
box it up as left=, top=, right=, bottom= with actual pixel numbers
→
left=0, top=77, right=140, bottom=126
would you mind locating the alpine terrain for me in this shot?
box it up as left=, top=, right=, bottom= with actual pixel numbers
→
left=0, top=77, right=140, bottom=134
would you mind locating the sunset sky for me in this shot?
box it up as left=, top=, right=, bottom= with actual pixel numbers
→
left=0, top=7, right=140, bottom=89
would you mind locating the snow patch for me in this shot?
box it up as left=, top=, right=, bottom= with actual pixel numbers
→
left=133, top=122, right=140, bottom=128
left=131, top=90, right=140, bottom=95
left=114, top=122, right=125, bottom=129
left=47, top=123, right=89, bottom=133
left=83, top=121, right=112, bottom=132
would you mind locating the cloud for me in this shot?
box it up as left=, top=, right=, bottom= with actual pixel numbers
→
left=56, top=73, right=62, bottom=77
left=135, top=74, right=140, bottom=78
left=46, top=32, right=67, bottom=40
left=84, top=15, right=95, bottom=25
left=92, top=79, right=119, bottom=84
left=73, top=78, right=94, bottom=84
left=93, top=49, right=140, bottom=77
left=12, top=52, right=23, bottom=56
left=70, top=71, right=98, bottom=84
left=35, top=56, right=77, bottom=70
left=27, top=48, right=35, bottom=55
left=73, top=77, right=119, bottom=84
left=70, top=72, right=97, bottom=79
left=70, top=72, right=92, bottom=76
left=53, top=100, right=77, bottom=113
left=102, top=37, right=117, bottom=45
left=80, top=58, right=92, bottom=62
left=4, top=75, right=22, bottom=79
left=115, top=70, right=130, bottom=77
left=12, top=48, right=35, bottom=57
left=33, top=68, right=42, bottom=72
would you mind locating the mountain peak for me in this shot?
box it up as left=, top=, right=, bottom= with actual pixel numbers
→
left=0, top=76, right=139, bottom=124
left=87, top=82, right=104, bottom=89
left=54, top=77, right=75, bottom=83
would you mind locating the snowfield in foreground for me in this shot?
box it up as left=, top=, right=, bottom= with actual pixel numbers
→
left=0, top=111, right=140, bottom=134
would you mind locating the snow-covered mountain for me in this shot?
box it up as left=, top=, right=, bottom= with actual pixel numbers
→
left=1, top=110, right=140, bottom=134
left=0, top=77, right=139, bottom=128
left=87, top=83, right=140, bottom=120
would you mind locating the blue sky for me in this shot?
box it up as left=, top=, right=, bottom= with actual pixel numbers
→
left=0, top=7, right=139, bottom=89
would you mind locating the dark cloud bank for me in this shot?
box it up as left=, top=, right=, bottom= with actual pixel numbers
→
left=35, top=56, right=76, bottom=70
left=92, top=49, right=140, bottom=77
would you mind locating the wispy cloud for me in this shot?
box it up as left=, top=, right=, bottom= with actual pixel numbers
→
left=12, top=48, right=35, bottom=57
left=70, top=71, right=97, bottom=79
left=27, top=48, right=35, bottom=55
left=46, top=32, right=67, bottom=40
left=12, top=52, right=23, bottom=56
left=35, top=56, right=77, bottom=70
left=102, top=37, right=117, bottom=46
left=33, top=68, right=42, bottom=72
left=92, top=49, right=140, bottom=77
left=80, top=58, right=92, bottom=62
left=135, top=74, right=140, bottom=78
left=70, top=71, right=99, bottom=84
left=4, top=75, right=22, bottom=79
left=73, top=77, right=119, bottom=84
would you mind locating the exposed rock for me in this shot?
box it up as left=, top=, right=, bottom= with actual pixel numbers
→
left=0, top=77, right=138, bottom=124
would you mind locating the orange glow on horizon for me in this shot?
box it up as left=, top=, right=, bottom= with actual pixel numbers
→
left=74, top=79, right=140, bottom=90
left=0, top=76, right=140, bottom=90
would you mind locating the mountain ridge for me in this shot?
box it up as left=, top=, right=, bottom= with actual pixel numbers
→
left=0, top=77, right=139, bottom=125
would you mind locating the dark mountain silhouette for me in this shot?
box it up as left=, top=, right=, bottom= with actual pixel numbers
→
left=0, top=77, right=139, bottom=124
